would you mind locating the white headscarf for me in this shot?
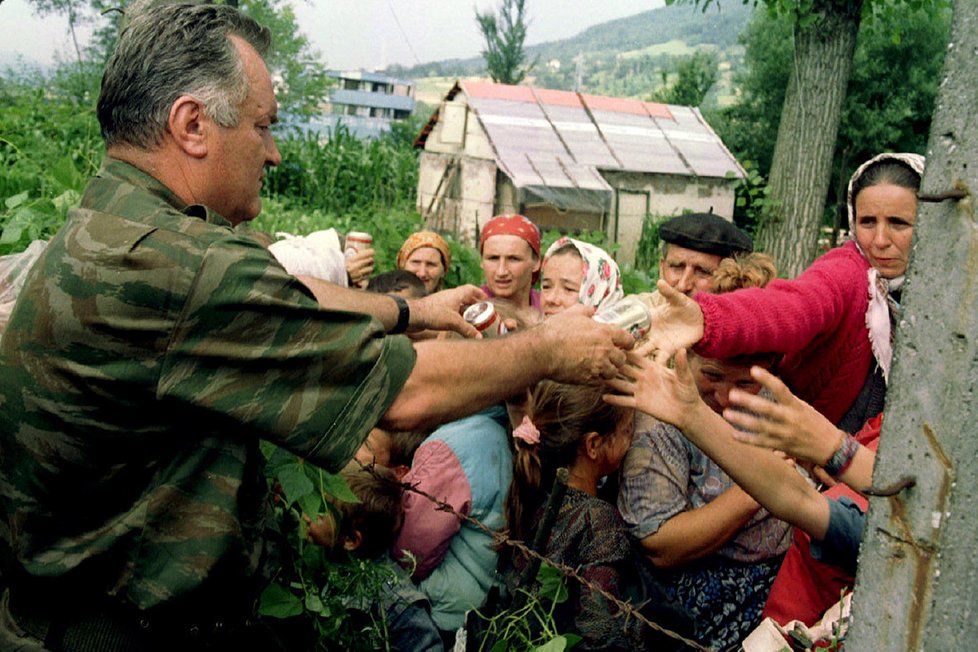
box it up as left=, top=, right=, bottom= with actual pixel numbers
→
left=845, top=152, right=925, bottom=382
left=542, top=237, right=623, bottom=312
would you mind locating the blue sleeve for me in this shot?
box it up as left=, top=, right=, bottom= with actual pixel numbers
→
left=809, top=496, right=865, bottom=573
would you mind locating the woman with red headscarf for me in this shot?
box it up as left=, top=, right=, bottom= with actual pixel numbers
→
left=479, top=214, right=543, bottom=314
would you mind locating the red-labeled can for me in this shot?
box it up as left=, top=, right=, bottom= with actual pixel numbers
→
left=593, top=295, right=651, bottom=339
left=463, top=301, right=508, bottom=338
left=345, top=231, right=373, bottom=257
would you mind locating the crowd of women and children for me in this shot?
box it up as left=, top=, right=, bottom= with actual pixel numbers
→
left=0, top=5, right=925, bottom=651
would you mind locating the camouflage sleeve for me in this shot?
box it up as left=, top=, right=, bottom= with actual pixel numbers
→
left=157, top=235, right=416, bottom=472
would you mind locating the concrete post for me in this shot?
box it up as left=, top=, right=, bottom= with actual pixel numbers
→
left=846, top=0, right=978, bottom=649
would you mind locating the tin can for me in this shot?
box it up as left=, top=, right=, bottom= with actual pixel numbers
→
left=463, top=301, right=509, bottom=338
left=345, top=231, right=373, bottom=257
left=593, top=295, right=651, bottom=339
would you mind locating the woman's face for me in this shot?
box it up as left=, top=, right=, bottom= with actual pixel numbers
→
left=403, top=246, right=445, bottom=293
left=541, top=252, right=583, bottom=317
left=854, top=183, right=917, bottom=279
left=690, top=355, right=766, bottom=415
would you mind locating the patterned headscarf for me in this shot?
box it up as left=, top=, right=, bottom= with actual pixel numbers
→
left=480, top=214, right=542, bottom=284
left=396, top=231, right=451, bottom=271
left=845, top=152, right=925, bottom=382
left=543, top=237, right=623, bottom=312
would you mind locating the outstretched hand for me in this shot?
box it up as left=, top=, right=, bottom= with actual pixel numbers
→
left=604, top=348, right=704, bottom=430
left=409, top=285, right=486, bottom=339
left=644, top=280, right=705, bottom=363
left=723, top=366, right=844, bottom=466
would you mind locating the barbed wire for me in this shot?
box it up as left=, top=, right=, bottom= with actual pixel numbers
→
left=352, top=459, right=715, bottom=652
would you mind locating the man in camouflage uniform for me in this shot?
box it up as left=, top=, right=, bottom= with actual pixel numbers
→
left=0, top=5, right=631, bottom=650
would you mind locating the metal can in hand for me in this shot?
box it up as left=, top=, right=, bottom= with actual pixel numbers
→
left=463, top=301, right=509, bottom=338
left=345, top=231, right=373, bottom=257
left=593, top=295, right=651, bottom=339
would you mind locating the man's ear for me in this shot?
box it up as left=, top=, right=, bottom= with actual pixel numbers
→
left=341, top=530, right=363, bottom=552
left=168, top=95, right=208, bottom=159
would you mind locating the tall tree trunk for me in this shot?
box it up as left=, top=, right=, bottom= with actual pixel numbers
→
left=756, top=1, right=862, bottom=278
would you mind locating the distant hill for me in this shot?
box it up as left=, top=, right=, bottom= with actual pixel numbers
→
left=384, top=2, right=753, bottom=101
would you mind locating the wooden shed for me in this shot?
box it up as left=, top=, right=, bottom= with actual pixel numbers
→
left=414, top=81, right=745, bottom=265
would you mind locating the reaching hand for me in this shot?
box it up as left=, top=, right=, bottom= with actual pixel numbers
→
left=409, top=285, right=486, bottom=339
left=644, top=280, right=705, bottom=363
left=345, top=248, right=375, bottom=288
left=539, top=304, right=634, bottom=384
left=605, top=348, right=704, bottom=430
left=723, top=366, right=844, bottom=466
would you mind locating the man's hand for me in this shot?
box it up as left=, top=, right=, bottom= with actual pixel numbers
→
left=345, top=248, right=375, bottom=288
left=645, top=280, right=705, bottom=363
left=408, top=285, right=486, bottom=339
left=723, top=366, right=844, bottom=466
left=537, top=304, right=634, bottom=384
left=605, top=347, right=705, bottom=431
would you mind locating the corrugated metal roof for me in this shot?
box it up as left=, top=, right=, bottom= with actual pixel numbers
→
left=456, top=81, right=743, bottom=186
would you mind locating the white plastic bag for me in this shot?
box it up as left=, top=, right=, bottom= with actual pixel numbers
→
left=268, top=229, right=349, bottom=287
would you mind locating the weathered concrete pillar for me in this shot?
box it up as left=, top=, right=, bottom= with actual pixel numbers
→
left=846, top=0, right=978, bottom=649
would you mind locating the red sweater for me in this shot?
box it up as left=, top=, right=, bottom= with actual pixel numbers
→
left=694, top=241, right=871, bottom=425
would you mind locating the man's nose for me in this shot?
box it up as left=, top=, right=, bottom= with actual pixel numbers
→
left=675, top=268, right=695, bottom=296
left=266, top=137, right=282, bottom=166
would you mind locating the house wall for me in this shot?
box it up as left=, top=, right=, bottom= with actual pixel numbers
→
left=601, top=171, right=737, bottom=265
left=419, top=94, right=498, bottom=242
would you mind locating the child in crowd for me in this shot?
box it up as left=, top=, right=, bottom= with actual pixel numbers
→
left=501, top=381, right=691, bottom=651
left=355, top=427, right=429, bottom=481
left=366, top=269, right=428, bottom=298
left=307, top=463, right=444, bottom=652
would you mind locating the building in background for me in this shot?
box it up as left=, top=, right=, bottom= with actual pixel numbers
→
left=414, top=81, right=745, bottom=265
left=311, top=70, right=416, bottom=140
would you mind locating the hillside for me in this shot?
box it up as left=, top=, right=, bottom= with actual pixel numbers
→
left=385, top=2, right=753, bottom=102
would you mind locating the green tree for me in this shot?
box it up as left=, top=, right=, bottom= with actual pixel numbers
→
left=650, top=50, right=719, bottom=106
left=710, top=3, right=949, bottom=244
left=670, top=0, right=947, bottom=277
left=476, top=0, right=534, bottom=85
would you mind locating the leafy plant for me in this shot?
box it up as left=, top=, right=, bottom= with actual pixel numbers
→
left=474, top=563, right=582, bottom=652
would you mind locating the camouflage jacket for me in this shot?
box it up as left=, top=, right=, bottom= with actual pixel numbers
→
left=0, top=158, right=415, bottom=612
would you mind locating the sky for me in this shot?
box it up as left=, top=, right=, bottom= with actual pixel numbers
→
left=0, top=0, right=663, bottom=71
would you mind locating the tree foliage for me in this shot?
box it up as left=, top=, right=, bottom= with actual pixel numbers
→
left=650, top=50, right=719, bottom=106
left=670, top=0, right=948, bottom=276
left=711, top=2, right=949, bottom=238
left=476, top=0, right=534, bottom=85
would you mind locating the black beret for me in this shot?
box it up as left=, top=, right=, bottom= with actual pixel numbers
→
left=658, top=213, right=753, bottom=258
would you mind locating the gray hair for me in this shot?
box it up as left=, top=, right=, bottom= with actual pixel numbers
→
left=97, top=3, right=271, bottom=149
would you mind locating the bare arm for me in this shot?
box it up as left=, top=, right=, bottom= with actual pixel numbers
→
left=640, top=485, right=761, bottom=568
left=723, top=366, right=876, bottom=491
left=607, top=349, right=832, bottom=540
left=382, top=304, right=634, bottom=432
left=296, top=275, right=483, bottom=337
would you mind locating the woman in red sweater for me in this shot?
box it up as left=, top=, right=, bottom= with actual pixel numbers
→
left=651, top=152, right=924, bottom=433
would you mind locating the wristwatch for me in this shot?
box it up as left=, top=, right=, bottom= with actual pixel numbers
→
left=389, top=294, right=410, bottom=334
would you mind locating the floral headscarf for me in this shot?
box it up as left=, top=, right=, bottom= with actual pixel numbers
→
left=543, top=237, right=623, bottom=312
left=396, top=231, right=451, bottom=271
left=846, top=152, right=925, bottom=382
